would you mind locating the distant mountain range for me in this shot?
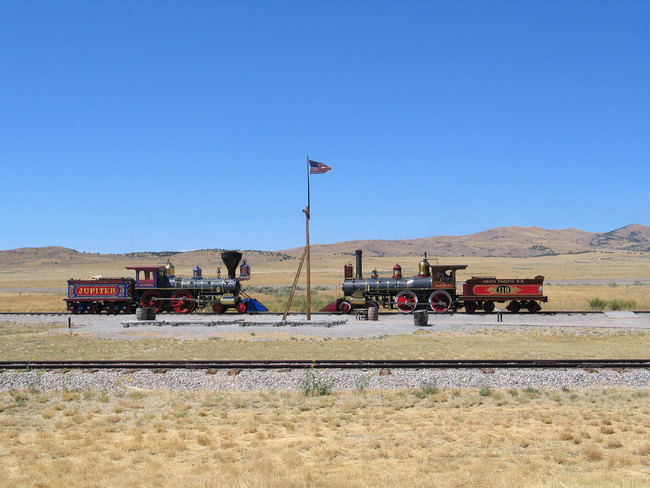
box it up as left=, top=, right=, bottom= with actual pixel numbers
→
left=292, top=223, right=650, bottom=258
left=0, top=224, right=648, bottom=266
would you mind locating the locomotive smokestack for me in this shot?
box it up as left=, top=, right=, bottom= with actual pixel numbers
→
left=220, top=251, right=243, bottom=279
left=355, top=249, right=363, bottom=279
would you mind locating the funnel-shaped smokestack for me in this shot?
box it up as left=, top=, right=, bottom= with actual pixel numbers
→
left=355, top=249, right=363, bottom=279
left=220, top=251, right=243, bottom=279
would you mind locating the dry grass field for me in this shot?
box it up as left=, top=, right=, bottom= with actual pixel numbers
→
left=1, top=250, right=649, bottom=312
left=1, top=387, right=649, bottom=487
left=1, top=321, right=650, bottom=361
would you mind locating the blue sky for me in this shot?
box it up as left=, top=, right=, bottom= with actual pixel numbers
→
left=1, top=0, right=648, bottom=253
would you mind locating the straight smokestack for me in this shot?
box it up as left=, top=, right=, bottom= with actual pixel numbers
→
left=355, top=249, right=363, bottom=279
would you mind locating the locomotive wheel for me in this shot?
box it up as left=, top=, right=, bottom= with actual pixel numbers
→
left=428, top=290, right=452, bottom=313
left=527, top=301, right=541, bottom=313
left=104, top=301, right=114, bottom=314
left=338, top=301, right=352, bottom=314
left=507, top=301, right=521, bottom=313
left=140, top=291, right=163, bottom=313
left=236, top=302, right=247, bottom=314
left=212, top=303, right=225, bottom=314
left=465, top=301, right=477, bottom=314
left=483, top=301, right=495, bottom=313
left=171, top=290, right=195, bottom=314
left=395, top=291, right=418, bottom=313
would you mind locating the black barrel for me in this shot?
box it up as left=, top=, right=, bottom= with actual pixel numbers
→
left=414, top=310, right=429, bottom=326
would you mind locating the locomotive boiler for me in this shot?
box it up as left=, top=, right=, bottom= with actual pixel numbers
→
left=65, top=250, right=267, bottom=314
left=321, top=249, right=548, bottom=314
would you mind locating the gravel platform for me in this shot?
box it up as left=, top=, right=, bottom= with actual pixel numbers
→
left=2, top=311, right=650, bottom=340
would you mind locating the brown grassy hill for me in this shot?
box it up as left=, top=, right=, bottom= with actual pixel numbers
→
left=0, top=247, right=294, bottom=268
left=1, top=224, right=647, bottom=266
left=283, top=224, right=649, bottom=258
left=589, top=224, right=650, bottom=252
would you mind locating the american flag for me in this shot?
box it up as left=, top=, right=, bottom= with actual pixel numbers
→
left=309, top=159, right=332, bottom=174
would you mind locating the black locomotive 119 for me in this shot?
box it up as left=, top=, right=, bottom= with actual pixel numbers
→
left=321, top=250, right=548, bottom=314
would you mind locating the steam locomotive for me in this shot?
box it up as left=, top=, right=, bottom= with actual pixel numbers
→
left=65, top=251, right=267, bottom=314
left=320, top=250, right=547, bottom=314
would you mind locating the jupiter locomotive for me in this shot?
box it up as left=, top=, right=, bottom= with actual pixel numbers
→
left=321, top=250, right=547, bottom=314
left=65, top=251, right=267, bottom=314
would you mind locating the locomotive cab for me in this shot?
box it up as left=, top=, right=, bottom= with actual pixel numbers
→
left=431, top=267, right=458, bottom=288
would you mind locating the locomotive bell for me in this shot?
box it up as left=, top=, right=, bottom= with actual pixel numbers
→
left=418, top=253, right=430, bottom=277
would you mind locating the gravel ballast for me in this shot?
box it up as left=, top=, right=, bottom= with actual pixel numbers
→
left=1, top=368, right=649, bottom=393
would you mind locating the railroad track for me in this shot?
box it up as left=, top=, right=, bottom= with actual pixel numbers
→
left=2, top=359, right=649, bottom=370
left=2, top=311, right=649, bottom=316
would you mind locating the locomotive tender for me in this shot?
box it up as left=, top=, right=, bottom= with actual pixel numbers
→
left=321, top=250, right=548, bottom=314
left=65, top=251, right=266, bottom=314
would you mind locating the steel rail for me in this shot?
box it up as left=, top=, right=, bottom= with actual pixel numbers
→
left=1, top=359, right=649, bottom=370
left=1, top=311, right=649, bottom=316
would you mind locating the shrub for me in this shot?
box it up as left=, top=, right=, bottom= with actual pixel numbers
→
left=588, top=298, right=607, bottom=310
left=588, top=298, right=637, bottom=311
left=355, top=373, right=373, bottom=392
left=300, top=366, right=334, bottom=396
left=584, top=445, right=604, bottom=462
left=609, top=299, right=636, bottom=311
left=479, top=385, right=492, bottom=397
left=415, top=382, right=439, bottom=398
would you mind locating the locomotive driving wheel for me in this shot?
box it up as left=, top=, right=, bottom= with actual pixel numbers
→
left=428, top=290, right=452, bottom=313
left=171, top=290, right=195, bottom=314
left=338, top=301, right=352, bottom=314
left=395, top=291, right=418, bottom=313
left=140, top=290, right=163, bottom=313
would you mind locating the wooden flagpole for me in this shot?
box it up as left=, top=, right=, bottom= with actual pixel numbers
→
left=306, top=155, right=311, bottom=320
left=282, top=157, right=312, bottom=320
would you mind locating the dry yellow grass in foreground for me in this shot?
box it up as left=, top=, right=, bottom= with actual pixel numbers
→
left=1, top=388, right=648, bottom=487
